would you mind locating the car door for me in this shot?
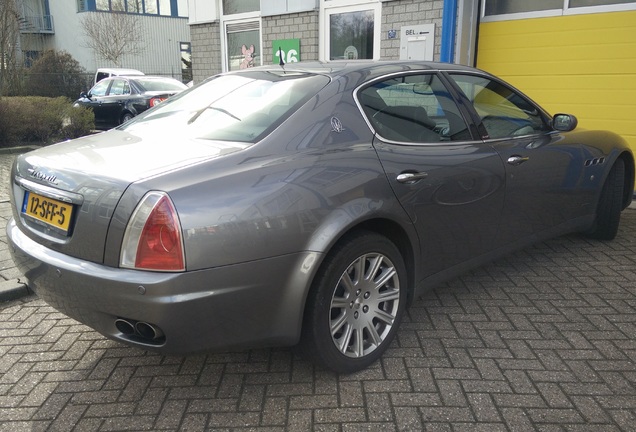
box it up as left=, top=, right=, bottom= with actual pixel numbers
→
left=357, top=72, right=506, bottom=278
left=445, top=72, right=589, bottom=245
left=101, top=78, right=130, bottom=128
left=82, top=79, right=111, bottom=128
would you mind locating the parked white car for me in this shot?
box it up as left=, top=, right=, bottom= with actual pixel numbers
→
left=94, top=68, right=144, bottom=85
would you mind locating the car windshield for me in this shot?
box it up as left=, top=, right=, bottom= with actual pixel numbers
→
left=134, top=78, right=188, bottom=92
left=120, top=70, right=330, bottom=143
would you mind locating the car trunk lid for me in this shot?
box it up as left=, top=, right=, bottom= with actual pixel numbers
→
left=11, top=130, right=248, bottom=264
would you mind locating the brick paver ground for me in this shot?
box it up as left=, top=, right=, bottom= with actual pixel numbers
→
left=1, top=148, right=635, bottom=431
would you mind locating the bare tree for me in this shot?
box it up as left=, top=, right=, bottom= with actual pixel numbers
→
left=80, top=0, right=146, bottom=66
left=0, top=0, right=21, bottom=96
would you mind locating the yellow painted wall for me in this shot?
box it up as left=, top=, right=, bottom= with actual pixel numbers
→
left=477, top=11, right=636, bottom=164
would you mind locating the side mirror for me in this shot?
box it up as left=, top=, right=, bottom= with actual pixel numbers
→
left=552, top=113, right=578, bottom=132
left=80, top=91, right=88, bottom=99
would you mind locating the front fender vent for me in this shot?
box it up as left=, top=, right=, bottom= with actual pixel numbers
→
left=584, top=157, right=605, bottom=167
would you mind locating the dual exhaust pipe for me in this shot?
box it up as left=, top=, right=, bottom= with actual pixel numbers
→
left=115, top=318, right=165, bottom=343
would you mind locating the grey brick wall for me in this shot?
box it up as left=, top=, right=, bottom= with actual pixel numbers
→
left=262, top=10, right=320, bottom=65
left=381, top=0, right=445, bottom=61
left=190, top=21, right=221, bottom=82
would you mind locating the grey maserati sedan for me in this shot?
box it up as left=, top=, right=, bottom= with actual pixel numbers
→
left=7, top=61, right=634, bottom=373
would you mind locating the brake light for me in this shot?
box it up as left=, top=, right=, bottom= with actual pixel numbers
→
left=149, top=97, right=166, bottom=107
left=121, top=192, right=185, bottom=271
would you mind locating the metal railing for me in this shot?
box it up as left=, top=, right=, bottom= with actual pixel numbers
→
left=19, top=14, right=54, bottom=34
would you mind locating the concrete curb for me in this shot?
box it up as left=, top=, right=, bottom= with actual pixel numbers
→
left=0, top=278, right=31, bottom=302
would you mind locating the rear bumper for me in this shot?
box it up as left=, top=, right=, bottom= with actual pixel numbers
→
left=7, top=217, right=319, bottom=354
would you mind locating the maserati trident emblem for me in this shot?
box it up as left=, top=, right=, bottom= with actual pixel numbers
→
left=28, top=167, right=58, bottom=185
left=330, top=116, right=345, bottom=133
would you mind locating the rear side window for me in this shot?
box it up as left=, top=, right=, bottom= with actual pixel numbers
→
left=448, top=74, right=550, bottom=139
left=135, top=78, right=187, bottom=92
left=358, top=73, right=472, bottom=143
left=108, top=79, right=129, bottom=96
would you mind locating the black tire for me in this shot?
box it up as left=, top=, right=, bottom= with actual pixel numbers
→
left=121, top=112, right=134, bottom=124
left=585, top=158, right=625, bottom=240
left=301, top=231, right=407, bottom=373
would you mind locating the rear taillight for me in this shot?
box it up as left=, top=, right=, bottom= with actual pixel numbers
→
left=149, top=97, right=166, bottom=107
left=121, top=192, right=185, bottom=271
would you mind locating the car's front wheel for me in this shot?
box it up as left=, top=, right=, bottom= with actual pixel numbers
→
left=301, top=231, right=407, bottom=373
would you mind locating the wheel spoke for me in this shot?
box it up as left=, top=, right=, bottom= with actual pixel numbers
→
left=373, top=266, right=396, bottom=291
left=377, top=287, right=400, bottom=302
left=365, top=254, right=383, bottom=282
left=331, top=295, right=349, bottom=309
left=372, top=307, right=396, bottom=326
left=365, top=320, right=382, bottom=347
left=330, top=311, right=347, bottom=335
left=337, top=323, right=354, bottom=354
left=340, top=271, right=356, bottom=293
left=353, top=327, right=364, bottom=357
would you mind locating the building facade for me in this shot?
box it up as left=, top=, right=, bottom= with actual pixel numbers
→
left=187, top=0, right=478, bottom=83
left=17, top=0, right=191, bottom=80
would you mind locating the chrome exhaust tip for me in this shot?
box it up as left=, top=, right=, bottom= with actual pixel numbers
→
left=135, top=321, right=165, bottom=340
left=115, top=318, right=135, bottom=336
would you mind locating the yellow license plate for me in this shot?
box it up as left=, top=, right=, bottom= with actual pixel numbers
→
left=22, top=191, right=73, bottom=233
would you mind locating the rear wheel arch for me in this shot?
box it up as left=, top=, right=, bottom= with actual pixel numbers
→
left=120, top=111, right=134, bottom=124
left=299, top=217, right=418, bottom=332
left=299, top=227, right=411, bottom=372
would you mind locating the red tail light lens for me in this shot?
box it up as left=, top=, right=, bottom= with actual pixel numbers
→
left=149, top=97, right=166, bottom=107
left=121, top=192, right=185, bottom=272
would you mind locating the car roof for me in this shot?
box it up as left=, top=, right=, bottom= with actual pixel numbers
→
left=101, top=75, right=184, bottom=82
left=237, top=60, right=487, bottom=81
left=96, top=68, right=144, bottom=75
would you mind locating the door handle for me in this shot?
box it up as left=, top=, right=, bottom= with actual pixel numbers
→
left=507, top=155, right=530, bottom=166
left=397, top=172, right=428, bottom=184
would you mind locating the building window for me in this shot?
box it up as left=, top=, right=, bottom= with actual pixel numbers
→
left=483, top=0, right=636, bottom=18
left=90, top=0, right=186, bottom=16
left=569, top=0, right=635, bottom=6
left=180, top=42, right=192, bottom=83
left=177, top=0, right=188, bottom=17
left=96, top=0, right=110, bottom=11
left=158, top=0, right=171, bottom=16
left=223, top=0, right=259, bottom=15
left=128, top=0, right=142, bottom=13
left=226, top=22, right=261, bottom=71
left=323, top=2, right=381, bottom=61
left=484, top=0, right=561, bottom=16
left=329, top=10, right=374, bottom=60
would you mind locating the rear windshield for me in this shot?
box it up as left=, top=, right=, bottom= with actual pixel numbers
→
left=134, top=78, right=187, bottom=92
left=121, top=70, right=330, bottom=143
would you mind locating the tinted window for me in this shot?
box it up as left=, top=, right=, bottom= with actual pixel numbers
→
left=90, top=79, right=110, bottom=97
left=108, top=79, right=127, bottom=96
left=121, top=71, right=330, bottom=143
left=449, top=74, right=550, bottom=139
left=134, top=78, right=186, bottom=92
left=358, top=73, right=471, bottom=143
